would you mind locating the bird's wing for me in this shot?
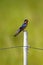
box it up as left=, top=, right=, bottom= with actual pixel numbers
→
left=21, top=23, right=27, bottom=28
left=14, top=23, right=27, bottom=37
left=15, top=28, right=20, bottom=34
left=14, top=28, right=21, bottom=36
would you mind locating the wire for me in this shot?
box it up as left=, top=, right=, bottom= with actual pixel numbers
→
left=29, top=46, right=43, bottom=50
left=0, top=46, right=28, bottom=50
left=0, top=46, right=22, bottom=50
left=0, top=46, right=43, bottom=50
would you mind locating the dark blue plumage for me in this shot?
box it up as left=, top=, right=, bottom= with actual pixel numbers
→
left=14, top=19, right=29, bottom=37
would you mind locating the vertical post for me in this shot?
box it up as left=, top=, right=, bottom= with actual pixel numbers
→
left=23, top=31, right=28, bottom=65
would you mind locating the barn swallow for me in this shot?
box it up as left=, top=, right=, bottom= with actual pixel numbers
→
left=14, top=19, right=29, bottom=37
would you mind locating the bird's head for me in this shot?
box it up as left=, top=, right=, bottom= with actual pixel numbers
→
left=24, top=19, right=29, bottom=24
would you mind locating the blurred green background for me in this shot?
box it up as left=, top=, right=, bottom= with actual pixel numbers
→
left=0, top=0, right=43, bottom=65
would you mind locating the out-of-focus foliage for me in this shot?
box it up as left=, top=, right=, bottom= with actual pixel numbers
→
left=0, top=0, right=43, bottom=65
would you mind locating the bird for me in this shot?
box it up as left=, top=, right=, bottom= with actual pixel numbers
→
left=14, top=19, right=29, bottom=37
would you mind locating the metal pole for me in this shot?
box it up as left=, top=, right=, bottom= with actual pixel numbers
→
left=23, top=31, right=28, bottom=65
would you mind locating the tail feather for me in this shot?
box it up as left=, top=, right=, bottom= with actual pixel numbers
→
left=14, top=28, right=21, bottom=37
